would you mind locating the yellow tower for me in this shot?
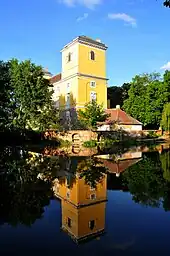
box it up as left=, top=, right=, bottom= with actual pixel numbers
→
left=53, top=171, right=107, bottom=243
left=51, top=36, right=108, bottom=117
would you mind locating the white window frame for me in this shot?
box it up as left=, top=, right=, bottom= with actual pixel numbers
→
left=67, top=83, right=70, bottom=92
left=56, top=86, right=60, bottom=93
left=90, top=91, right=97, bottom=101
left=66, top=190, right=70, bottom=199
left=90, top=194, right=96, bottom=200
left=66, top=93, right=70, bottom=109
left=90, top=81, right=96, bottom=88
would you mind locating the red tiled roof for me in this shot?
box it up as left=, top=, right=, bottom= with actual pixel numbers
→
left=105, top=108, right=142, bottom=125
left=102, top=159, right=141, bottom=174
left=50, top=73, right=61, bottom=84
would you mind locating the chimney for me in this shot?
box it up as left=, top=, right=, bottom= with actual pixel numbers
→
left=116, top=105, right=120, bottom=109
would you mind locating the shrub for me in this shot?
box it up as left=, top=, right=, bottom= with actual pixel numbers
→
left=83, top=140, right=97, bottom=148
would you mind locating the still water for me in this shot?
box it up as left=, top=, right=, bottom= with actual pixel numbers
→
left=0, top=144, right=170, bottom=255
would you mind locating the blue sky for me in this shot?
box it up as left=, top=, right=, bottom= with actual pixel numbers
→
left=0, top=0, right=170, bottom=86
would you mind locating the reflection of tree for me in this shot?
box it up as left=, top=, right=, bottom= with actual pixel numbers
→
left=160, top=151, right=170, bottom=211
left=77, top=157, right=107, bottom=188
left=122, top=152, right=167, bottom=208
left=160, top=151, right=170, bottom=182
left=0, top=147, right=54, bottom=227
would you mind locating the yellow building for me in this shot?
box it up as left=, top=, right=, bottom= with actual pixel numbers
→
left=50, top=36, right=108, bottom=122
left=53, top=171, right=107, bottom=243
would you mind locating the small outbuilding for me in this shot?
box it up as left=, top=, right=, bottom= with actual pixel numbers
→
left=97, top=105, right=142, bottom=132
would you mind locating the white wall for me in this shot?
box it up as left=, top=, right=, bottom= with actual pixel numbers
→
left=118, top=124, right=142, bottom=131
left=97, top=125, right=111, bottom=131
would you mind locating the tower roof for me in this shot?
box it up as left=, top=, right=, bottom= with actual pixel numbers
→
left=61, top=35, right=107, bottom=51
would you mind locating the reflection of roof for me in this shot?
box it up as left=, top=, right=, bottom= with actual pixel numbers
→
left=102, top=158, right=141, bottom=174
left=106, top=108, right=142, bottom=125
left=62, top=226, right=105, bottom=245
left=50, top=73, right=62, bottom=84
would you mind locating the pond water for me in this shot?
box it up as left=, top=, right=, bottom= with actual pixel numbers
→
left=0, top=144, right=170, bottom=255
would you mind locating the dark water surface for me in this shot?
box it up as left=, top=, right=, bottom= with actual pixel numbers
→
left=0, top=144, right=170, bottom=255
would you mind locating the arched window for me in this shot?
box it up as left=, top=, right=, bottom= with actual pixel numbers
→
left=90, top=51, right=95, bottom=60
left=68, top=52, right=71, bottom=62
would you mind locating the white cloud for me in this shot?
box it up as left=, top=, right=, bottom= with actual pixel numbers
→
left=108, top=13, right=137, bottom=27
left=160, top=62, right=170, bottom=70
left=60, top=0, right=102, bottom=9
left=76, top=13, right=89, bottom=22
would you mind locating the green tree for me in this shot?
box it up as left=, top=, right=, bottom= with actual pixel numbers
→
left=161, top=103, right=170, bottom=131
left=9, top=59, right=59, bottom=132
left=122, top=152, right=167, bottom=208
left=0, top=61, right=11, bottom=131
left=78, top=100, right=109, bottom=129
left=164, top=0, right=170, bottom=7
left=107, top=83, right=131, bottom=108
left=160, top=150, right=170, bottom=182
left=0, top=147, right=53, bottom=226
left=77, top=157, right=107, bottom=188
left=123, top=73, right=169, bottom=128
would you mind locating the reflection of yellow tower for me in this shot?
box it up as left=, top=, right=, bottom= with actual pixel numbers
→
left=53, top=173, right=107, bottom=243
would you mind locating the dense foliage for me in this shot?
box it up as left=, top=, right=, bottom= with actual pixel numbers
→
left=122, top=151, right=170, bottom=210
left=78, top=100, right=109, bottom=129
left=164, top=0, right=170, bottom=7
left=0, top=59, right=59, bottom=134
left=122, top=72, right=170, bottom=129
left=107, top=83, right=131, bottom=108
left=161, top=103, right=170, bottom=131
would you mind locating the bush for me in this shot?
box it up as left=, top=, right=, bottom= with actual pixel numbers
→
left=83, top=140, right=97, bottom=148
left=100, top=138, right=120, bottom=148
left=147, top=131, right=159, bottom=139
left=59, top=139, right=71, bottom=148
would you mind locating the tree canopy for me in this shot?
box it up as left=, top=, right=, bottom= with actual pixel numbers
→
left=164, top=0, right=170, bottom=7
left=161, top=103, right=170, bottom=131
left=0, top=59, right=59, bottom=134
left=107, top=83, right=131, bottom=109
left=78, top=100, right=109, bottom=129
left=123, top=72, right=170, bottom=129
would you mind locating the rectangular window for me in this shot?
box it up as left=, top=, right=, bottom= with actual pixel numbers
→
left=90, top=81, right=96, bottom=88
left=90, top=194, right=96, bottom=200
left=89, top=220, right=95, bottom=230
left=67, top=217, right=72, bottom=228
left=66, top=190, right=70, bottom=199
left=67, top=83, right=70, bottom=92
left=66, top=93, right=70, bottom=109
left=56, top=86, right=60, bottom=93
left=56, top=186, right=59, bottom=194
left=90, top=92, right=97, bottom=101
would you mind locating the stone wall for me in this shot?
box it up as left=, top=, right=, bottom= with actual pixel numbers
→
left=44, top=130, right=98, bottom=144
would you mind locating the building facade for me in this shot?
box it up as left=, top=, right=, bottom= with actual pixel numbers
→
left=53, top=165, right=107, bottom=243
left=50, top=36, right=108, bottom=124
left=97, top=105, right=143, bottom=132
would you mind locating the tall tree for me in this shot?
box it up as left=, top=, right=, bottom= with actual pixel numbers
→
left=107, top=83, right=131, bottom=108
left=78, top=100, right=109, bottom=129
left=9, top=59, right=59, bottom=131
left=161, top=103, right=170, bottom=131
left=0, top=61, right=11, bottom=131
left=123, top=73, right=169, bottom=128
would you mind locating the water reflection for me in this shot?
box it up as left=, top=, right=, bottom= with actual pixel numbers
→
left=53, top=169, right=107, bottom=243
left=0, top=144, right=170, bottom=249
